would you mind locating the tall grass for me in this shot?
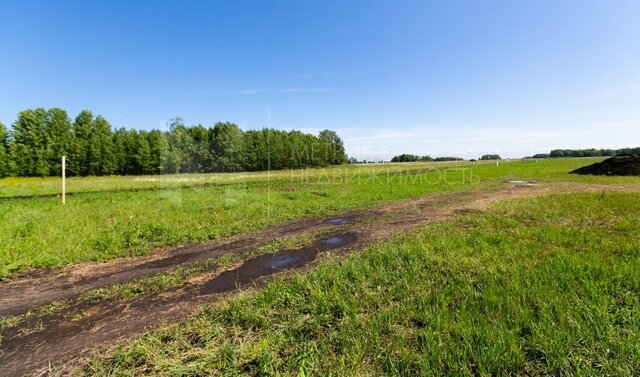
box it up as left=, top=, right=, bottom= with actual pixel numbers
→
left=83, top=192, right=640, bottom=375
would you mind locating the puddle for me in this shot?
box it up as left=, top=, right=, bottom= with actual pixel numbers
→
left=322, top=236, right=346, bottom=245
left=200, top=233, right=357, bottom=294
left=264, top=254, right=300, bottom=269
left=327, top=218, right=350, bottom=225
left=508, top=180, right=538, bottom=187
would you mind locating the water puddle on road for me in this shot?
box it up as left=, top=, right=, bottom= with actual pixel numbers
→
left=508, top=180, right=538, bottom=187
left=264, top=254, right=300, bottom=269
left=327, top=218, right=350, bottom=225
left=322, top=236, right=346, bottom=245
left=200, top=233, right=357, bottom=294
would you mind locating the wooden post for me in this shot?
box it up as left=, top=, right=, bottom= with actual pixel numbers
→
left=62, top=156, right=66, bottom=205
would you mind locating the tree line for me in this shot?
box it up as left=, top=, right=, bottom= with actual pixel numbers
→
left=390, top=154, right=464, bottom=162
left=549, top=147, right=640, bottom=158
left=390, top=154, right=434, bottom=162
left=0, top=108, right=347, bottom=177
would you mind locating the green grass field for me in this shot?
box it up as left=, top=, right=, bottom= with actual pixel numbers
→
left=82, top=191, right=640, bottom=376
left=1, top=158, right=639, bottom=277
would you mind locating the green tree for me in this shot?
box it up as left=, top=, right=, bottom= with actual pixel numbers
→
left=118, top=129, right=141, bottom=175
left=319, top=129, right=347, bottom=165
left=270, top=129, right=289, bottom=170
left=111, top=128, right=128, bottom=174
left=211, top=122, right=245, bottom=171
left=391, top=154, right=420, bottom=162
left=10, top=108, right=49, bottom=176
left=187, top=125, right=211, bottom=172
left=242, top=130, right=263, bottom=171
left=0, top=122, right=9, bottom=177
left=89, top=116, right=116, bottom=175
left=289, top=130, right=312, bottom=168
left=135, top=131, right=153, bottom=174
left=45, top=108, right=73, bottom=176
left=165, top=117, right=191, bottom=173
left=434, top=156, right=463, bottom=161
left=147, top=130, right=169, bottom=174
left=71, top=110, right=94, bottom=176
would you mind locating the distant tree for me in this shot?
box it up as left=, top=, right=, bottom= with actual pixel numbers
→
left=117, top=129, right=139, bottom=175
left=165, top=117, right=192, bottom=173
left=135, top=131, right=153, bottom=174
left=550, top=149, right=564, bottom=158
left=185, top=125, right=211, bottom=173
left=211, top=122, right=245, bottom=172
left=264, top=129, right=287, bottom=170
left=147, top=130, right=169, bottom=174
left=89, top=116, right=116, bottom=175
left=242, top=130, right=267, bottom=171
left=71, top=110, right=94, bottom=176
left=0, top=122, right=9, bottom=177
left=10, top=108, right=49, bottom=176
left=390, top=154, right=433, bottom=162
left=318, top=129, right=347, bottom=165
left=45, top=108, right=73, bottom=176
left=434, top=157, right=463, bottom=161
left=532, top=153, right=549, bottom=159
left=480, top=154, right=501, bottom=160
left=548, top=148, right=639, bottom=158
left=289, top=130, right=310, bottom=168
left=112, top=128, right=128, bottom=174
left=616, top=147, right=640, bottom=155
left=391, top=154, right=418, bottom=162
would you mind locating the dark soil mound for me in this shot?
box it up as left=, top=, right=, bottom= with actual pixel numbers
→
left=570, top=155, right=640, bottom=176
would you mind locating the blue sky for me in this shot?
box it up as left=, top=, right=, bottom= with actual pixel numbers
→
left=1, top=1, right=639, bottom=160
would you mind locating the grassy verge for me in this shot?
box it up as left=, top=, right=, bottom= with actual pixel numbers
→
left=83, top=192, right=640, bottom=375
left=1, top=158, right=638, bottom=277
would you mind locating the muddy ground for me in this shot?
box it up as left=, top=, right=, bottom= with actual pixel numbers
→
left=1, top=181, right=639, bottom=376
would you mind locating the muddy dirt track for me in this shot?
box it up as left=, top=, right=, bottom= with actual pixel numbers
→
left=1, top=182, right=639, bottom=376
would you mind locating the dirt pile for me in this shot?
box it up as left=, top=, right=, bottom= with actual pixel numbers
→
left=571, top=155, right=640, bottom=176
